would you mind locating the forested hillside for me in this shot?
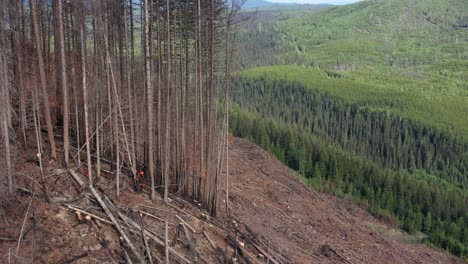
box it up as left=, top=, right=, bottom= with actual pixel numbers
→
left=278, top=0, right=468, bottom=69
left=231, top=0, right=468, bottom=257
left=233, top=4, right=331, bottom=69
left=240, top=0, right=332, bottom=10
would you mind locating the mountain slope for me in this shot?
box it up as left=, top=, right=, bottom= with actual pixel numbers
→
left=278, top=0, right=468, bottom=70
left=241, top=0, right=333, bottom=10
left=228, top=137, right=464, bottom=263
left=1, top=137, right=463, bottom=263
left=232, top=0, right=468, bottom=258
left=242, top=0, right=275, bottom=9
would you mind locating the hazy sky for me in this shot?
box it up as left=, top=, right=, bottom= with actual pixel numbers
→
left=268, top=0, right=362, bottom=5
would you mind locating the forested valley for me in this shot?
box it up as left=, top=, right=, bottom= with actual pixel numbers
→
left=230, top=0, right=468, bottom=258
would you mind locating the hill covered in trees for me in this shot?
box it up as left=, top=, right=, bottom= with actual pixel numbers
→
left=277, top=0, right=467, bottom=69
left=240, top=0, right=333, bottom=10
left=231, top=0, right=468, bottom=257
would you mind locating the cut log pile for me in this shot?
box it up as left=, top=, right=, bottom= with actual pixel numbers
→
left=62, top=169, right=283, bottom=263
left=67, top=169, right=194, bottom=263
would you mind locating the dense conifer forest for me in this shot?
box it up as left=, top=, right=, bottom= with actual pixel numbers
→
left=230, top=80, right=468, bottom=256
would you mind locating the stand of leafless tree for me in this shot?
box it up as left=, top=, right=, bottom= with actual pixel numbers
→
left=1, top=0, right=245, bottom=216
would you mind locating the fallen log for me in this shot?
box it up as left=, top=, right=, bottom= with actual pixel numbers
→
left=89, top=185, right=145, bottom=263
left=16, top=187, right=40, bottom=196
left=69, top=169, right=85, bottom=187
left=173, top=224, right=198, bottom=262
left=226, top=234, right=262, bottom=264
left=241, top=225, right=284, bottom=264
left=0, top=237, right=16, bottom=241
left=143, top=234, right=153, bottom=264
left=139, top=210, right=176, bottom=226
left=180, top=224, right=192, bottom=245
left=176, top=215, right=196, bottom=234
left=118, top=212, right=193, bottom=264
left=251, top=240, right=281, bottom=264
left=123, top=249, right=134, bottom=264
left=16, top=197, right=33, bottom=254
left=138, top=214, right=153, bottom=264
left=64, top=204, right=113, bottom=225
left=203, top=230, right=217, bottom=250
left=68, top=164, right=191, bottom=263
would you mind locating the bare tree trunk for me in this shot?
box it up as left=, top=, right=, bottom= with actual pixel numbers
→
left=197, top=0, right=204, bottom=201
left=10, top=0, right=27, bottom=147
left=80, top=23, right=93, bottom=186
left=115, top=112, right=120, bottom=197
left=176, top=2, right=184, bottom=192
left=2, top=0, right=231, bottom=216
left=40, top=0, right=49, bottom=72
left=183, top=26, right=189, bottom=195
left=31, top=0, right=57, bottom=160
left=73, top=59, right=81, bottom=167
left=96, top=109, right=101, bottom=181
left=224, top=3, right=233, bottom=215
left=32, top=80, right=51, bottom=203
left=164, top=0, right=171, bottom=203
left=104, top=33, right=121, bottom=196
left=129, top=0, right=136, bottom=162
left=156, top=0, right=162, bottom=191
left=144, top=0, right=155, bottom=200
left=0, top=48, right=13, bottom=194
left=174, top=11, right=180, bottom=193
left=205, top=0, right=215, bottom=208
left=74, top=90, right=81, bottom=166
left=124, top=0, right=137, bottom=182
left=54, top=0, right=70, bottom=166
left=1, top=106, right=12, bottom=195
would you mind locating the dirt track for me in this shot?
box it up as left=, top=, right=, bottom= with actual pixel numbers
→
left=227, top=137, right=464, bottom=264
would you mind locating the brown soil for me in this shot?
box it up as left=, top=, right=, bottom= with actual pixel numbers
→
left=0, top=137, right=464, bottom=264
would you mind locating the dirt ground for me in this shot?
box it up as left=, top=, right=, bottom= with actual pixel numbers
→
left=0, top=137, right=464, bottom=263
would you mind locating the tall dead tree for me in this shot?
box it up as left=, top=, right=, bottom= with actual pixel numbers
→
left=54, top=0, right=70, bottom=167
left=31, top=0, right=57, bottom=160
left=156, top=0, right=163, bottom=193
left=80, top=2, right=92, bottom=185
left=144, top=0, right=155, bottom=200
left=164, top=0, right=171, bottom=203
left=196, top=0, right=204, bottom=201
left=124, top=0, right=137, bottom=182
left=0, top=11, right=13, bottom=194
left=10, top=0, right=27, bottom=147
left=3, top=0, right=237, bottom=216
